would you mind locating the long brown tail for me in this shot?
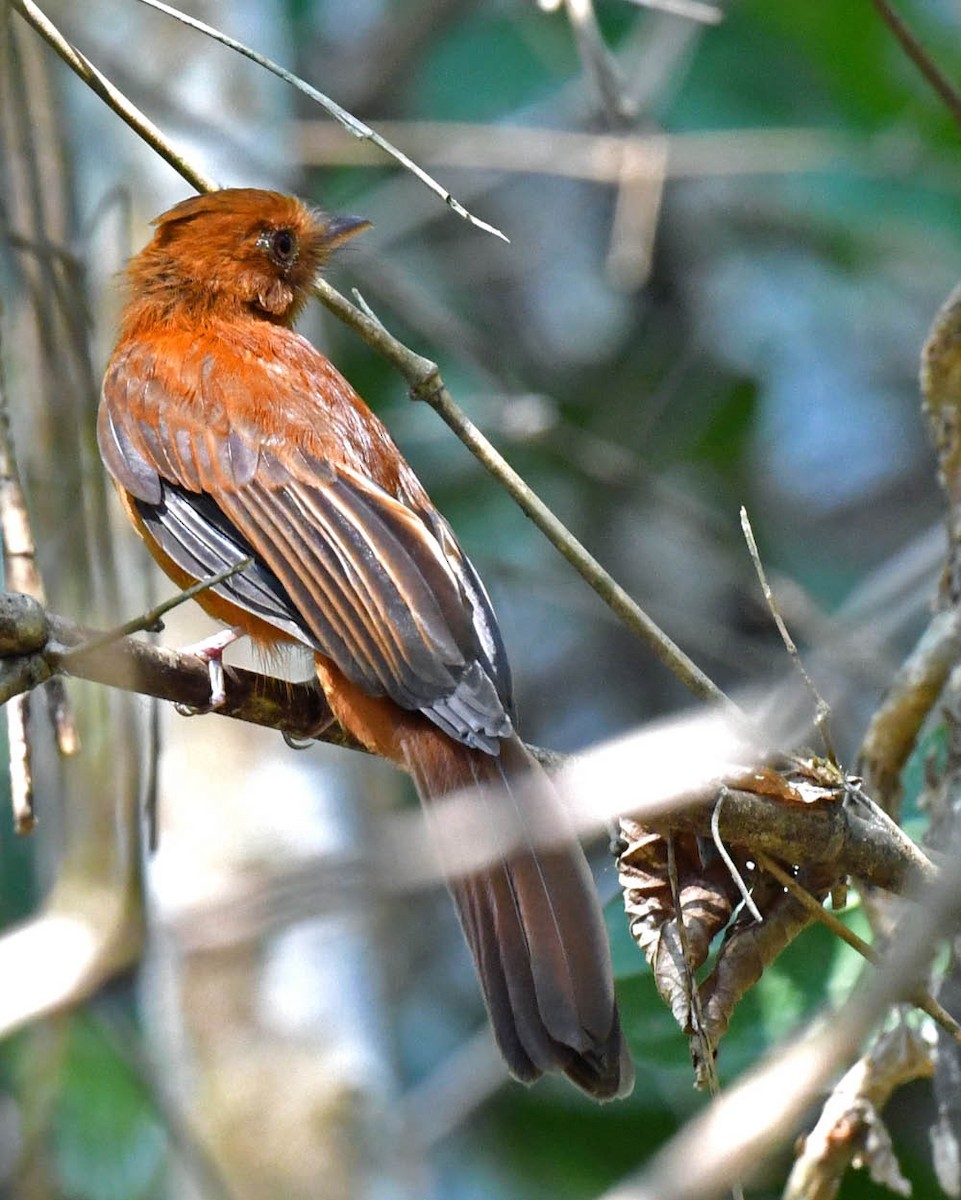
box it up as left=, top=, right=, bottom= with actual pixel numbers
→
left=402, top=730, right=633, bottom=1100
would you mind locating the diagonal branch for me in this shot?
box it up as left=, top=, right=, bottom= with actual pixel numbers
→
left=330, top=283, right=731, bottom=708
left=0, top=590, right=348, bottom=747
left=10, top=0, right=730, bottom=709
left=562, top=0, right=636, bottom=125
left=8, top=0, right=215, bottom=192
left=133, top=0, right=507, bottom=242
left=871, top=0, right=961, bottom=130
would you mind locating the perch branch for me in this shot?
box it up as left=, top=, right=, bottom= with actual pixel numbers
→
left=0, top=590, right=938, bottom=898
left=0, top=591, right=348, bottom=747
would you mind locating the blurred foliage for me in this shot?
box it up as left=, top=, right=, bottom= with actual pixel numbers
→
left=51, top=1014, right=164, bottom=1200
left=3, top=0, right=961, bottom=1195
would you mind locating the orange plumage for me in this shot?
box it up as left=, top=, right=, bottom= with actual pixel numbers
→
left=98, top=188, right=633, bottom=1099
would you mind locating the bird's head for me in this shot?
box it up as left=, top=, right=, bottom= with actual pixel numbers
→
left=127, top=188, right=370, bottom=326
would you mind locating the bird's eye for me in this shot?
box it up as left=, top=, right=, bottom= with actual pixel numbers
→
left=265, top=228, right=298, bottom=268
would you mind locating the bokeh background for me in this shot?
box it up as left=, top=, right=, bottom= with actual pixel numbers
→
left=1, top=0, right=960, bottom=1196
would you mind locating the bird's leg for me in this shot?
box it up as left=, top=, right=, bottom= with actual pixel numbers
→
left=175, top=626, right=245, bottom=715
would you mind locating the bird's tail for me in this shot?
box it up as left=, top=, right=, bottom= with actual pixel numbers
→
left=402, top=730, right=633, bottom=1100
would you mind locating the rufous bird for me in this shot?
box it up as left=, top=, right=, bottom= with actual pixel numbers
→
left=98, top=188, right=633, bottom=1099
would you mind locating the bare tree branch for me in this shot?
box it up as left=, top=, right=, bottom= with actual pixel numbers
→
left=599, top=836, right=961, bottom=1200
left=872, top=0, right=961, bottom=130
left=0, top=590, right=346, bottom=747
left=858, top=608, right=961, bottom=816
left=0, top=591, right=937, bottom=907
left=784, top=1024, right=934, bottom=1200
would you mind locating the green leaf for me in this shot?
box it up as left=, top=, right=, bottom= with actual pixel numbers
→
left=54, top=1015, right=164, bottom=1200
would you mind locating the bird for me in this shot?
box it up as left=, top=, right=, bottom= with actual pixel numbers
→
left=97, top=188, right=633, bottom=1099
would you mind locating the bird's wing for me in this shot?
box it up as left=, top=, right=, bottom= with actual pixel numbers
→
left=99, top=341, right=513, bottom=752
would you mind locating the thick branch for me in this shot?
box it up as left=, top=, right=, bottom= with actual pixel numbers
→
left=0, top=591, right=937, bottom=895
left=0, top=591, right=357, bottom=749
left=654, top=787, right=933, bottom=896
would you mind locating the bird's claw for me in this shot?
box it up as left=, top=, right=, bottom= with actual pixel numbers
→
left=282, top=712, right=336, bottom=749
left=176, top=627, right=243, bottom=715
left=282, top=730, right=314, bottom=750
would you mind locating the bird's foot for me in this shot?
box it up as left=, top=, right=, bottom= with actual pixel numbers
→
left=282, top=712, right=338, bottom=750
left=175, top=627, right=244, bottom=715
left=283, top=731, right=315, bottom=749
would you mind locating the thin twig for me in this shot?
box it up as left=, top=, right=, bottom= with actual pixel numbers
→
left=563, top=0, right=636, bottom=124
left=756, top=851, right=961, bottom=1046
left=621, top=0, right=722, bottom=23
left=6, top=694, right=35, bottom=834
left=668, top=833, right=746, bottom=1200
left=666, top=834, right=716, bottom=1084
left=133, top=0, right=508, bottom=242
left=8, top=0, right=216, bottom=193
left=47, top=617, right=340, bottom=744
left=741, top=505, right=837, bottom=762
left=59, top=558, right=253, bottom=663
left=871, top=0, right=961, bottom=130
left=712, top=789, right=762, bottom=923
left=334, top=285, right=732, bottom=708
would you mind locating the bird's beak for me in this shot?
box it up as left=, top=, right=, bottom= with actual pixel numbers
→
left=322, top=214, right=372, bottom=249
